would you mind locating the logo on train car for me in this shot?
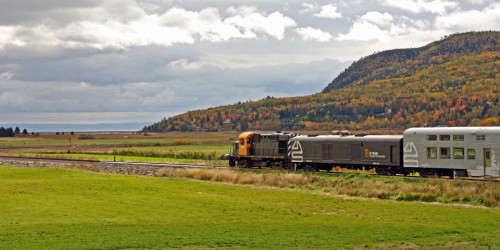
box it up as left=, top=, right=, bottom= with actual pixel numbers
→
left=288, top=140, right=303, bottom=162
left=403, top=142, right=419, bottom=167
left=365, top=148, right=386, bottom=158
left=369, top=151, right=386, bottom=158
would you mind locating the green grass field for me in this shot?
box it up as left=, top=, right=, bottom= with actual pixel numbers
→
left=1, top=166, right=499, bottom=249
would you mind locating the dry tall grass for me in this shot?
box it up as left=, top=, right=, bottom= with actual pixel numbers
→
left=159, top=168, right=322, bottom=188
left=157, top=168, right=500, bottom=207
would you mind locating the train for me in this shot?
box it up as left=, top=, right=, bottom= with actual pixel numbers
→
left=228, top=127, right=500, bottom=178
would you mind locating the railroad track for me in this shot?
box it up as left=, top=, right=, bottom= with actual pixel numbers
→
left=0, top=155, right=217, bottom=169
left=0, top=156, right=497, bottom=182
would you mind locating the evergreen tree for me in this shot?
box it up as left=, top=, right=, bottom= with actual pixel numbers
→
left=6, top=127, right=14, bottom=137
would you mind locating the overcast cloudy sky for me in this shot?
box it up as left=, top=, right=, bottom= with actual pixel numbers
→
left=0, top=0, right=499, bottom=129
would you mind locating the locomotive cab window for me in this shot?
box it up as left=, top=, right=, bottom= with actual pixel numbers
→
left=427, top=147, right=437, bottom=159
left=247, top=138, right=251, bottom=144
left=453, top=135, right=464, bottom=141
left=440, top=147, right=450, bottom=159
left=427, top=135, right=437, bottom=141
left=467, top=149, right=476, bottom=160
left=439, top=135, right=450, bottom=141
left=453, top=148, right=464, bottom=159
left=240, top=139, right=244, bottom=145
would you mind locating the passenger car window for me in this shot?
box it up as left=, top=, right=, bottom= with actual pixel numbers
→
left=476, top=135, right=485, bottom=141
left=439, top=135, right=450, bottom=141
left=427, top=147, right=437, bottom=159
left=467, top=149, right=475, bottom=160
left=427, top=135, right=437, bottom=141
left=453, top=148, right=464, bottom=159
left=440, top=147, right=450, bottom=159
left=453, top=135, right=464, bottom=141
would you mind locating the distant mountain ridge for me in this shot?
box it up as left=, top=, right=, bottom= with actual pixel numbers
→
left=323, top=31, right=499, bottom=92
left=144, top=31, right=500, bottom=132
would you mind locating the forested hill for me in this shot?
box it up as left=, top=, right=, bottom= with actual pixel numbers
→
left=323, top=31, right=499, bottom=92
left=144, top=31, right=500, bottom=133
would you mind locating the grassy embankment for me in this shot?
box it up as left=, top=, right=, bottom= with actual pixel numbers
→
left=1, top=166, right=499, bottom=249
left=159, top=168, right=500, bottom=208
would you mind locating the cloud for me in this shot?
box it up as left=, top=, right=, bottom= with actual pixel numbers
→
left=314, top=4, right=342, bottom=19
left=295, top=27, right=332, bottom=42
left=360, top=11, right=393, bottom=27
left=382, top=0, right=458, bottom=14
left=0, top=79, right=183, bottom=113
left=436, top=3, right=500, bottom=30
left=0, top=112, right=168, bottom=125
left=337, top=12, right=394, bottom=42
left=0, top=5, right=298, bottom=50
left=225, top=6, right=297, bottom=40
left=299, top=3, right=319, bottom=15
left=0, top=71, right=14, bottom=80
left=0, top=26, right=24, bottom=50
left=0, top=53, right=348, bottom=114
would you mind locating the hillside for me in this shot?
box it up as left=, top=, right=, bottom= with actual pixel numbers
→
left=144, top=31, right=500, bottom=132
left=323, top=31, right=499, bottom=92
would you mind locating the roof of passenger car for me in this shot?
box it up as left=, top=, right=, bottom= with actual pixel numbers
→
left=290, top=135, right=402, bottom=142
left=404, top=127, right=500, bottom=135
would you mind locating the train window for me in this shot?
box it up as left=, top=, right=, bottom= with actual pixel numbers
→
left=240, top=139, right=244, bottom=145
left=453, top=148, right=464, bottom=159
left=440, top=147, right=450, bottom=159
left=476, top=135, right=485, bottom=141
left=467, top=149, right=476, bottom=160
left=427, top=135, right=437, bottom=141
left=427, top=147, right=437, bottom=159
left=453, top=135, right=464, bottom=141
left=485, top=150, right=492, bottom=167
left=439, top=135, right=450, bottom=141
left=246, top=138, right=251, bottom=144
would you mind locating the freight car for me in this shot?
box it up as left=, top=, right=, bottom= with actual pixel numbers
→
left=228, top=127, right=500, bottom=178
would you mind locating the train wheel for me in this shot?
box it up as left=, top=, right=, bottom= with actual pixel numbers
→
left=302, top=164, right=314, bottom=172
left=376, top=167, right=388, bottom=176
left=419, top=170, right=428, bottom=178
left=420, top=170, right=439, bottom=178
left=271, top=162, right=283, bottom=170
left=239, top=159, right=250, bottom=168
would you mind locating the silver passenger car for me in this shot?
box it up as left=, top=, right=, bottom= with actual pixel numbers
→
left=403, top=127, right=500, bottom=177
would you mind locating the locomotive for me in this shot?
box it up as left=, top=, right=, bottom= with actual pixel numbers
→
left=228, top=127, right=500, bottom=178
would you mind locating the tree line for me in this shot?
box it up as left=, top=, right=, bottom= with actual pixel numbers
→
left=0, top=126, right=30, bottom=137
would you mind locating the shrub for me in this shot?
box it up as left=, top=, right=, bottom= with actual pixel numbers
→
left=78, top=135, right=95, bottom=140
left=111, top=148, right=219, bottom=161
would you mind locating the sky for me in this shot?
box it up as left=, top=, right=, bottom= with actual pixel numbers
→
left=0, top=0, right=499, bottom=130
